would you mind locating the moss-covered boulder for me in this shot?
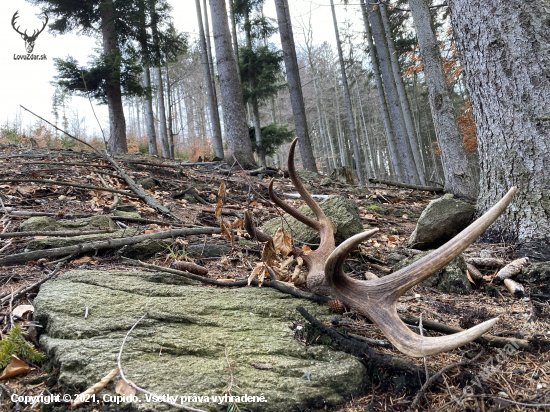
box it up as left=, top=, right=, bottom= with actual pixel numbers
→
left=113, top=210, right=141, bottom=219
left=408, top=195, right=475, bottom=249
left=137, top=177, right=156, bottom=190
left=34, top=270, right=366, bottom=411
left=296, top=169, right=319, bottom=182
left=117, top=238, right=173, bottom=259
left=522, top=262, right=550, bottom=294
left=261, top=195, right=363, bottom=245
left=393, top=251, right=471, bottom=294
left=20, top=216, right=117, bottom=232
left=26, top=229, right=140, bottom=251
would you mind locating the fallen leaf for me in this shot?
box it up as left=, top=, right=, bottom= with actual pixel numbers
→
left=273, top=228, right=293, bottom=258
left=115, top=379, right=137, bottom=397
left=301, top=245, right=312, bottom=255
left=215, top=199, right=223, bottom=219
left=0, top=355, right=31, bottom=380
left=218, top=181, right=226, bottom=198
left=261, top=240, right=278, bottom=265
left=12, top=305, right=34, bottom=319
left=74, top=256, right=92, bottom=264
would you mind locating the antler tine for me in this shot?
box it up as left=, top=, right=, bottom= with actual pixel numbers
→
left=325, top=187, right=517, bottom=357
left=287, top=138, right=328, bottom=223
left=11, top=11, right=25, bottom=36
left=244, top=210, right=273, bottom=243
left=267, top=178, right=321, bottom=230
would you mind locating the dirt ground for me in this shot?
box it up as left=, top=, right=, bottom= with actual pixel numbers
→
left=0, top=145, right=548, bottom=411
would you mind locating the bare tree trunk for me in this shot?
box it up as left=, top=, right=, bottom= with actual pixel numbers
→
left=330, top=0, right=364, bottom=184
left=448, top=0, right=550, bottom=258
left=274, top=0, right=318, bottom=173
left=354, top=73, right=377, bottom=179
left=100, top=0, right=127, bottom=153
left=227, top=0, right=241, bottom=86
left=208, top=0, right=256, bottom=168
left=155, top=67, right=171, bottom=158
left=196, top=0, right=224, bottom=159
left=185, top=91, right=196, bottom=142
left=363, top=2, right=419, bottom=184
left=409, top=0, right=477, bottom=199
left=379, top=2, right=426, bottom=185
left=165, top=65, right=174, bottom=158
left=359, top=1, right=403, bottom=181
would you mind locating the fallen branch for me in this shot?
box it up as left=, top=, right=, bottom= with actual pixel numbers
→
left=109, top=215, right=194, bottom=227
left=368, top=178, right=444, bottom=193
left=400, top=315, right=530, bottom=351
left=117, top=314, right=206, bottom=412
left=122, top=258, right=331, bottom=303
left=0, top=262, right=65, bottom=304
left=72, top=368, right=119, bottom=407
left=1, top=209, right=91, bottom=218
left=0, top=229, right=114, bottom=239
left=0, top=179, right=141, bottom=198
left=0, top=227, right=220, bottom=266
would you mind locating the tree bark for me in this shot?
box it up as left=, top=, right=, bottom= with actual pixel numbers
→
left=409, top=0, right=478, bottom=200
left=143, top=68, right=159, bottom=155
left=100, top=0, right=127, bottom=154
left=274, top=0, right=318, bottom=173
left=227, top=0, right=242, bottom=87
left=447, top=0, right=550, bottom=259
left=330, top=0, right=364, bottom=185
left=363, top=2, right=419, bottom=184
left=379, top=2, right=426, bottom=185
left=208, top=0, right=256, bottom=168
left=196, top=0, right=224, bottom=159
left=155, top=66, right=171, bottom=158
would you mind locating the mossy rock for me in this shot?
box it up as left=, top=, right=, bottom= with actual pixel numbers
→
left=393, top=251, right=471, bottom=294
left=296, top=169, right=319, bottom=182
left=261, top=195, right=363, bottom=245
left=320, top=177, right=333, bottom=186
left=115, top=205, right=138, bottom=213
left=20, top=216, right=117, bottom=232
left=137, top=177, right=156, bottom=190
left=113, top=210, right=141, bottom=219
left=117, top=238, right=173, bottom=259
left=34, top=270, right=366, bottom=411
left=25, top=229, right=140, bottom=251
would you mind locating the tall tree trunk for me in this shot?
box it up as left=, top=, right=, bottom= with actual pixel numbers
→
left=448, top=0, right=550, bottom=258
left=379, top=2, right=426, bottom=185
left=274, top=0, right=318, bottom=173
left=227, top=0, right=242, bottom=87
left=165, top=65, right=175, bottom=158
left=354, top=73, right=377, bottom=179
left=202, top=0, right=216, bottom=90
left=208, top=0, right=256, bottom=168
left=330, top=0, right=364, bottom=184
left=100, top=0, right=127, bottom=153
left=359, top=1, right=403, bottom=181
left=196, top=0, right=224, bottom=158
left=155, top=67, right=171, bottom=158
left=363, top=2, right=419, bottom=184
left=409, top=0, right=478, bottom=199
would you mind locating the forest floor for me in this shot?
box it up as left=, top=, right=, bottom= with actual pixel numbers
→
left=0, top=144, right=548, bottom=412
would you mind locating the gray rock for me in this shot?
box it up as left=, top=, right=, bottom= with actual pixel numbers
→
left=34, top=270, right=366, bottom=411
left=523, top=262, right=550, bottom=294
left=186, top=243, right=232, bottom=258
left=117, top=238, right=173, bottom=259
left=296, top=169, right=319, bottom=182
left=408, top=196, right=475, bottom=249
left=394, top=252, right=471, bottom=294
left=137, top=177, right=156, bottom=190
left=386, top=253, right=407, bottom=266
left=113, top=210, right=141, bottom=219
left=261, top=196, right=363, bottom=245
left=26, top=229, right=140, bottom=251
left=320, top=177, right=332, bottom=186
left=20, top=216, right=117, bottom=232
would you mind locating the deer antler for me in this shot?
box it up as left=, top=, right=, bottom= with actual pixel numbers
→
left=11, top=11, right=26, bottom=37
left=245, top=137, right=517, bottom=357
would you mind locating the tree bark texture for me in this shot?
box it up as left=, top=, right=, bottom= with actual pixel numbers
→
left=208, top=0, right=256, bottom=168
left=274, top=0, right=318, bottom=173
left=365, top=3, right=419, bottom=184
left=409, top=0, right=478, bottom=200
left=155, top=66, right=171, bottom=158
left=448, top=0, right=550, bottom=258
left=330, top=0, right=364, bottom=185
left=143, top=67, right=159, bottom=155
left=196, top=0, right=224, bottom=159
left=100, top=0, right=127, bottom=154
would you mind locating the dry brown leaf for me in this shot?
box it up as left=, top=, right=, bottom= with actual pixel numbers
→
left=12, top=305, right=34, bottom=319
left=279, top=256, right=294, bottom=271
left=273, top=228, right=293, bottom=258
left=71, top=368, right=119, bottom=406
left=261, top=240, right=278, bottom=265
left=115, top=379, right=137, bottom=397
left=220, top=220, right=235, bottom=249
left=248, top=263, right=265, bottom=286
left=301, top=245, right=312, bottom=255
left=291, top=256, right=307, bottom=286
left=0, top=355, right=31, bottom=380
left=215, top=199, right=223, bottom=219
left=249, top=201, right=258, bottom=207
left=74, top=256, right=92, bottom=264
left=218, top=181, right=226, bottom=198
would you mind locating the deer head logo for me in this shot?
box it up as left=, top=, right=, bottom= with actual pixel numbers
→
left=11, top=11, right=48, bottom=54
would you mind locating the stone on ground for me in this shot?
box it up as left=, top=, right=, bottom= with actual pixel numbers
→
left=408, top=194, right=475, bottom=249
left=34, top=270, right=365, bottom=412
left=26, top=229, right=140, bottom=251
left=260, top=195, right=364, bottom=245
left=393, top=252, right=471, bottom=294
left=296, top=169, right=318, bottom=182
left=20, top=216, right=117, bottom=232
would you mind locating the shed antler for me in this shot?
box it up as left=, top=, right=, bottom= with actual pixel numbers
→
left=245, top=138, right=517, bottom=357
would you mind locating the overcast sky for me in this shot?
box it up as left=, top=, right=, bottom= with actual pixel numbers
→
left=1, top=0, right=363, bottom=136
